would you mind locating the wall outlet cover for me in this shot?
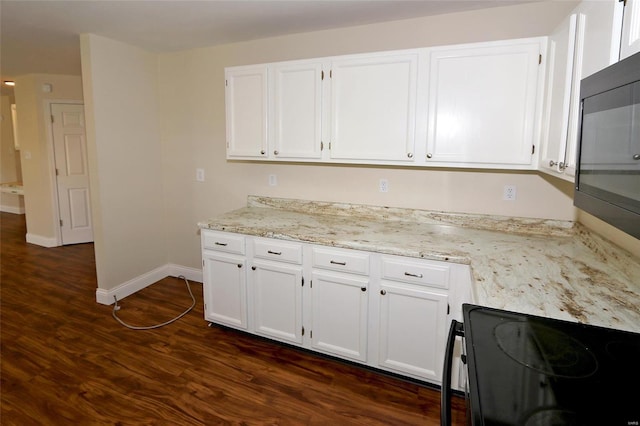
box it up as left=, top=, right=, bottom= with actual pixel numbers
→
left=503, top=185, right=517, bottom=201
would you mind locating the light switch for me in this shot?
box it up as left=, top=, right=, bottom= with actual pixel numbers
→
left=196, top=168, right=205, bottom=182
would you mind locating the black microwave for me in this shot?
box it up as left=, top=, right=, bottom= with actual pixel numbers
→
left=574, top=51, right=640, bottom=239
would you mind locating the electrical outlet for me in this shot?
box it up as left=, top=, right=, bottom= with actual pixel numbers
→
left=268, top=174, right=278, bottom=186
left=379, top=179, right=389, bottom=193
left=503, top=185, right=517, bottom=201
left=196, top=168, right=205, bottom=182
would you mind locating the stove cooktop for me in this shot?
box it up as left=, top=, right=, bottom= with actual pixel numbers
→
left=462, top=304, right=640, bottom=426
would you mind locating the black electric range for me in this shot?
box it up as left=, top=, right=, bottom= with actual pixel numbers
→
left=443, top=304, right=640, bottom=426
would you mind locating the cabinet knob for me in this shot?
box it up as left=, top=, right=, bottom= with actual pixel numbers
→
left=380, top=289, right=386, bottom=295
left=237, top=264, right=242, bottom=268
left=251, top=266, right=256, bottom=270
left=633, top=154, right=640, bottom=160
left=274, top=150, right=279, bottom=155
left=260, top=150, right=265, bottom=155
left=407, top=152, right=413, bottom=158
left=361, top=287, right=367, bottom=292
left=426, top=153, right=433, bottom=159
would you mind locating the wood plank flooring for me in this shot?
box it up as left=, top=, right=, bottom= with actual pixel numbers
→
left=1, top=212, right=467, bottom=425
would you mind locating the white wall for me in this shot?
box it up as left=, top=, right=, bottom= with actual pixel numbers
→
left=81, top=34, right=167, bottom=291
left=158, top=1, right=580, bottom=269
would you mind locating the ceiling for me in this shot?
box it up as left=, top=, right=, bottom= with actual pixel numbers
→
left=1, top=0, right=537, bottom=85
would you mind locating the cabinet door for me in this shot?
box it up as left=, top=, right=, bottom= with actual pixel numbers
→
left=620, top=0, right=640, bottom=60
left=310, top=271, right=368, bottom=362
left=330, top=52, right=418, bottom=162
left=203, top=251, right=248, bottom=330
left=576, top=0, right=621, bottom=79
left=378, top=281, right=448, bottom=382
left=273, top=61, right=324, bottom=160
left=426, top=39, right=543, bottom=168
left=540, top=14, right=578, bottom=178
left=251, top=260, right=303, bottom=344
left=225, top=65, right=268, bottom=159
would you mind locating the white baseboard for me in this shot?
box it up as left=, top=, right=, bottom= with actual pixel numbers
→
left=167, top=263, right=203, bottom=283
left=0, top=205, right=25, bottom=214
left=95, top=263, right=203, bottom=305
left=26, top=233, right=59, bottom=248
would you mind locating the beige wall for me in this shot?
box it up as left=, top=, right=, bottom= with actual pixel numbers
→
left=13, top=74, right=83, bottom=242
left=158, top=1, right=583, bottom=269
left=577, top=211, right=640, bottom=256
left=80, top=34, right=167, bottom=291
left=81, top=0, right=637, bottom=292
left=1, top=95, right=24, bottom=213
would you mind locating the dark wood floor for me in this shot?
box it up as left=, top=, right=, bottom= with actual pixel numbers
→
left=1, top=212, right=467, bottom=425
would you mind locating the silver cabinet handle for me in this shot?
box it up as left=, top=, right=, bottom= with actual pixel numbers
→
left=380, top=289, right=386, bottom=295
left=633, top=154, right=640, bottom=160
left=267, top=250, right=282, bottom=255
left=214, top=242, right=228, bottom=246
left=274, top=150, right=279, bottom=155
left=549, top=160, right=567, bottom=170
left=404, top=272, right=423, bottom=278
left=330, top=260, right=346, bottom=266
left=407, top=153, right=413, bottom=158
left=426, top=153, right=433, bottom=159
left=260, top=150, right=265, bottom=155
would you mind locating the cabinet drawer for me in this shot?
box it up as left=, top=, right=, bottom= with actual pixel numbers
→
left=253, top=239, right=302, bottom=264
left=202, top=231, right=245, bottom=255
left=312, top=247, right=369, bottom=275
left=381, top=257, right=450, bottom=289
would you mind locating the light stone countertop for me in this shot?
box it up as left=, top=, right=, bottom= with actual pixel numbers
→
left=199, top=196, right=640, bottom=334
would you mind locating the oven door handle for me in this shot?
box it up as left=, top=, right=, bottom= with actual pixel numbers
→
left=441, top=319, right=464, bottom=426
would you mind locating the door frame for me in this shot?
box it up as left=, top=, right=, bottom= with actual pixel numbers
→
left=43, top=99, right=85, bottom=246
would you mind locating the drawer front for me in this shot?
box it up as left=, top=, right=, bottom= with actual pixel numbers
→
left=202, top=231, right=245, bottom=255
left=253, top=239, right=303, bottom=264
left=312, top=247, right=370, bottom=275
left=381, top=257, right=450, bottom=289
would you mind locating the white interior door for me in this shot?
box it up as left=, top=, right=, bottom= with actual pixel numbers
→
left=51, top=103, right=93, bottom=245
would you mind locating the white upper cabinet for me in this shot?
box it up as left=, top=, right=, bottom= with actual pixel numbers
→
left=621, top=0, right=640, bottom=60
left=329, top=51, right=419, bottom=162
left=225, top=65, right=269, bottom=159
left=426, top=38, right=546, bottom=169
left=540, top=14, right=579, bottom=178
left=224, top=39, right=548, bottom=169
left=540, top=0, right=625, bottom=181
left=272, top=60, right=325, bottom=160
left=576, top=0, right=622, bottom=79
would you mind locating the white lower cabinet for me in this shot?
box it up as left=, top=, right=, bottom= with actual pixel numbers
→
left=378, top=282, right=448, bottom=382
left=250, top=238, right=304, bottom=344
left=377, top=255, right=452, bottom=382
left=200, top=229, right=471, bottom=387
left=310, top=271, right=369, bottom=362
left=202, top=251, right=248, bottom=330
left=251, top=260, right=303, bottom=344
